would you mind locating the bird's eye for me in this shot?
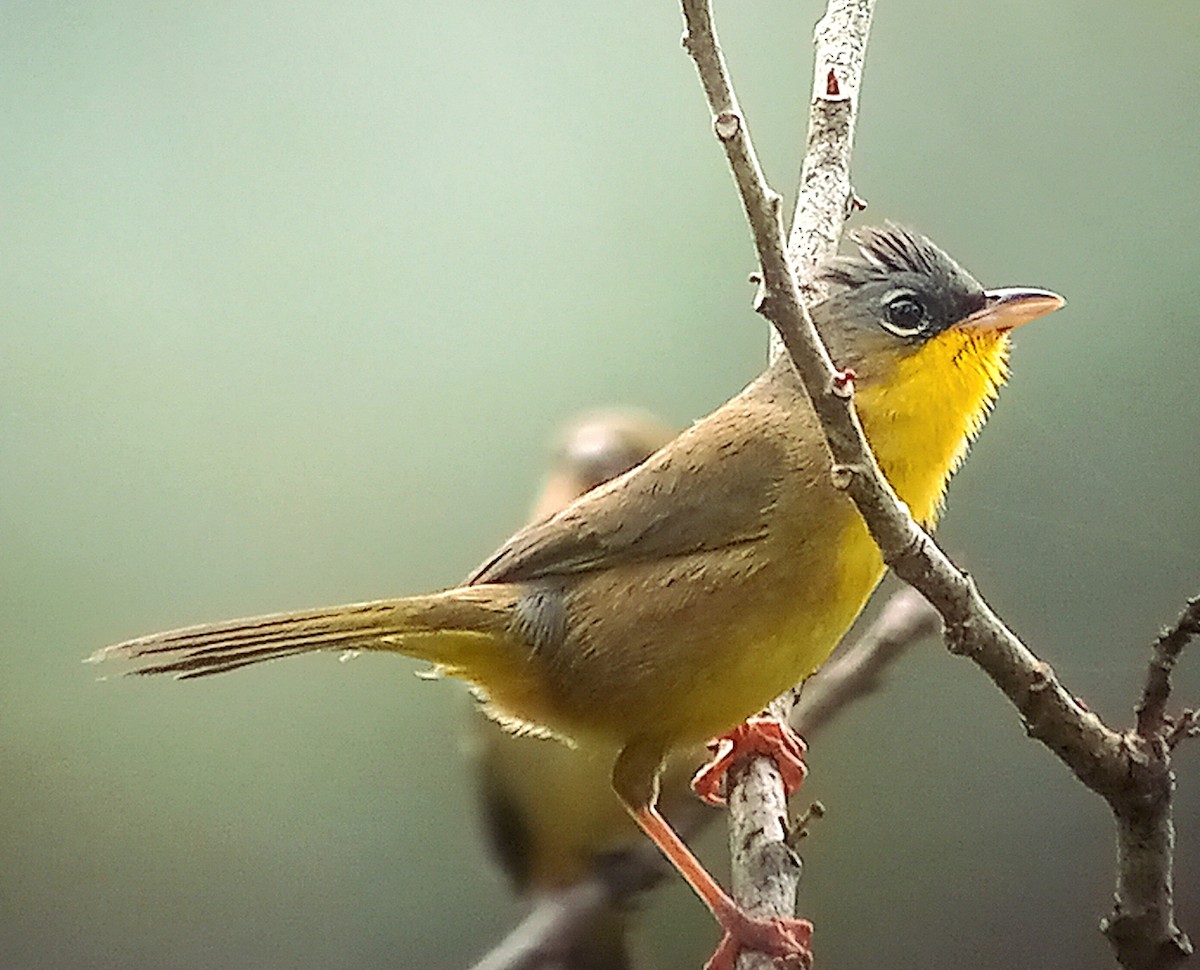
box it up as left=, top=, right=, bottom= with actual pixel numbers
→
left=882, top=294, right=927, bottom=337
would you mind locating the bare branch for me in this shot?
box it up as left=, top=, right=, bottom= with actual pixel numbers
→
left=1100, top=595, right=1200, bottom=970
left=788, top=0, right=874, bottom=298
left=1104, top=790, right=1192, bottom=970
left=679, top=0, right=1196, bottom=966
left=469, top=883, right=611, bottom=970
left=1137, top=596, right=1200, bottom=740
left=680, top=2, right=876, bottom=965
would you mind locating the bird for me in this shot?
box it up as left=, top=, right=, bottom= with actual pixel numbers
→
left=93, top=224, right=1064, bottom=970
left=471, top=408, right=695, bottom=970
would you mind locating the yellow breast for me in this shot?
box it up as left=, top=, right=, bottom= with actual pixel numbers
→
left=813, top=325, right=1014, bottom=696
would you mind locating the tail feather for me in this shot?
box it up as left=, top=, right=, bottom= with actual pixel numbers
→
left=91, top=589, right=519, bottom=680
left=145, top=646, right=318, bottom=679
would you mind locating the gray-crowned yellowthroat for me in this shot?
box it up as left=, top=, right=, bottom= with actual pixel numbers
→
left=95, top=225, right=1064, bottom=969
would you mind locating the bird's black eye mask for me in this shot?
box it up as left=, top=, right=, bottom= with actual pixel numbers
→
left=818, top=223, right=989, bottom=341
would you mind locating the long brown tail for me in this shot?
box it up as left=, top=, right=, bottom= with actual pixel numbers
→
left=91, top=586, right=520, bottom=680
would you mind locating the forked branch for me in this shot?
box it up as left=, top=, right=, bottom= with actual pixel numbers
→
left=680, top=1, right=1195, bottom=967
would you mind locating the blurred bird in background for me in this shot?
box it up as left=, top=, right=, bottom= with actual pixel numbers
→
left=469, top=409, right=703, bottom=970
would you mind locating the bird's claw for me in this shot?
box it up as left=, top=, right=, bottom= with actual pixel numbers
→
left=705, top=908, right=814, bottom=970
left=692, top=716, right=808, bottom=806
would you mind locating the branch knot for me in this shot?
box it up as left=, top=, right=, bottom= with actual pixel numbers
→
left=829, top=463, right=857, bottom=491
left=713, top=111, right=742, bottom=142
left=831, top=367, right=856, bottom=397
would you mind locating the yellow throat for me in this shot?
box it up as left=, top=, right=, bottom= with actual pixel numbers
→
left=857, top=326, right=1011, bottom=527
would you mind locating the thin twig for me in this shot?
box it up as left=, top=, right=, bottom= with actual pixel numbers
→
left=788, top=0, right=874, bottom=300
left=1137, top=597, right=1200, bottom=740
left=469, top=883, right=611, bottom=970
left=680, top=1, right=875, bottom=966
left=1166, top=710, right=1200, bottom=751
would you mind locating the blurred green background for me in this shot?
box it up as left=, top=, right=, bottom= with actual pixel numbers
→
left=3, top=1, right=1198, bottom=967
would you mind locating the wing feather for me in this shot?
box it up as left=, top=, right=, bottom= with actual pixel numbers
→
left=467, top=402, right=784, bottom=586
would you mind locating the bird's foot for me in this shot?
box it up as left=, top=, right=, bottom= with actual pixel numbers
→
left=692, top=716, right=808, bottom=806
left=705, top=904, right=814, bottom=970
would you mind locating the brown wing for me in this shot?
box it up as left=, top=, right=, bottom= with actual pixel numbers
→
left=467, top=401, right=785, bottom=586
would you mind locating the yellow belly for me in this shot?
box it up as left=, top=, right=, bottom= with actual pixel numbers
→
left=663, top=517, right=885, bottom=746
left=513, top=496, right=886, bottom=751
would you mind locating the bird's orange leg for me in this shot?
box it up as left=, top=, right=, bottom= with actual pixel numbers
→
left=630, top=803, right=813, bottom=970
left=691, top=716, right=808, bottom=806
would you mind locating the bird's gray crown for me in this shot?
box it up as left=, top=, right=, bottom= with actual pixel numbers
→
left=817, top=223, right=988, bottom=338
left=821, top=223, right=975, bottom=287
